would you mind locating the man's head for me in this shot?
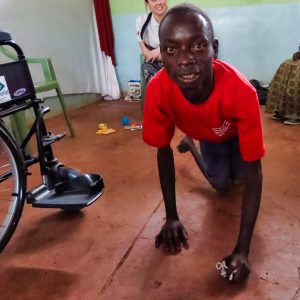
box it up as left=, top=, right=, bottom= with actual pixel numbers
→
left=159, top=4, right=218, bottom=103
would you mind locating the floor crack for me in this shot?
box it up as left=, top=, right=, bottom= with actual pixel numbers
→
left=292, top=267, right=300, bottom=300
left=95, top=199, right=163, bottom=299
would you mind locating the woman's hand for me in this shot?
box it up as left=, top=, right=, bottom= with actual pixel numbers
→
left=144, top=48, right=161, bottom=62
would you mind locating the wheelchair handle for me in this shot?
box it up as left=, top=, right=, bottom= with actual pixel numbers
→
left=0, top=30, right=25, bottom=60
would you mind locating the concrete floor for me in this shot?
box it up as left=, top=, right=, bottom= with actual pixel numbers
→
left=0, top=100, right=299, bottom=300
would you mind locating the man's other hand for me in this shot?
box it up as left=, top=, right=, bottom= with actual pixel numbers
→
left=221, top=252, right=251, bottom=283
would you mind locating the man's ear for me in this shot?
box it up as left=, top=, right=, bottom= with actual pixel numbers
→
left=213, top=38, right=219, bottom=59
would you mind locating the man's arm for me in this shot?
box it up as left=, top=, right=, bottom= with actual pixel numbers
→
left=155, top=146, right=188, bottom=251
left=157, top=146, right=177, bottom=220
left=225, top=159, right=263, bottom=282
left=235, top=159, right=262, bottom=253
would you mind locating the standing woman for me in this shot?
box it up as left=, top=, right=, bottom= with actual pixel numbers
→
left=136, top=0, right=168, bottom=85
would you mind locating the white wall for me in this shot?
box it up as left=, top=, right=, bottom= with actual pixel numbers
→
left=0, top=0, right=102, bottom=95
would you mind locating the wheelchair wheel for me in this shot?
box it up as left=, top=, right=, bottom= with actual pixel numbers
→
left=0, top=122, right=26, bottom=253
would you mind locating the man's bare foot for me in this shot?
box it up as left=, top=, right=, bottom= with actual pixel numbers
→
left=177, top=136, right=195, bottom=153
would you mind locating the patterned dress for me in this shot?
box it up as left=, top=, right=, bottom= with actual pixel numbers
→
left=266, top=52, right=300, bottom=121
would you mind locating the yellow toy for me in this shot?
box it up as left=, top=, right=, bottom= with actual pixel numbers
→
left=96, top=123, right=116, bottom=135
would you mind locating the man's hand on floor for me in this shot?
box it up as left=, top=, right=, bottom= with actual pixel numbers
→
left=155, top=219, right=189, bottom=252
left=218, top=252, right=251, bottom=283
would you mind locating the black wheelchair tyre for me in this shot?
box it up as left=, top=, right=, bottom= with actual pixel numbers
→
left=0, top=122, right=26, bottom=253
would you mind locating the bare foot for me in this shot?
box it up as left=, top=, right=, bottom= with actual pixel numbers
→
left=177, top=136, right=195, bottom=153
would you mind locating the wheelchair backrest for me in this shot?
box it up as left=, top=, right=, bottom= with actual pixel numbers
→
left=0, top=31, right=36, bottom=109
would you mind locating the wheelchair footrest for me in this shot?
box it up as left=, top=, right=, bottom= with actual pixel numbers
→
left=42, top=132, right=66, bottom=147
left=26, top=174, right=104, bottom=210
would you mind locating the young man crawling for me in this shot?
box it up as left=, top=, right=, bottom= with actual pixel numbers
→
left=142, top=4, right=265, bottom=282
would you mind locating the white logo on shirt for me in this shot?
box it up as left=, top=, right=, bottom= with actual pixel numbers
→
left=212, top=120, right=232, bottom=137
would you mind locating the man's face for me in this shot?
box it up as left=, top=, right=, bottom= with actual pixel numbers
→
left=160, top=13, right=218, bottom=103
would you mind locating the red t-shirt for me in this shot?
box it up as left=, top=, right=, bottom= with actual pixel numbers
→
left=142, top=59, right=265, bottom=162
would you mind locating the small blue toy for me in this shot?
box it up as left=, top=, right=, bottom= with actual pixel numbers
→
left=121, top=117, right=130, bottom=126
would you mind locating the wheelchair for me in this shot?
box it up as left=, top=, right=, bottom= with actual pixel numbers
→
left=0, top=31, right=104, bottom=252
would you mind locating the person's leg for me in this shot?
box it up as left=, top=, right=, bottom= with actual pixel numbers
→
left=177, top=136, right=231, bottom=191
left=142, top=61, right=164, bottom=85
left=142, top=62, right=153, bottom=85
left=229, top=137, right=245, bottom=185
left=200, top=139, right=232, bottom=191
left=177, top=136, right=209, bottom=181
left=271, top=111, right=285, bottom=121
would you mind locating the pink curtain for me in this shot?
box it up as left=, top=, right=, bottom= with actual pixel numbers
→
left=93, top=0, right=116, bottom=65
